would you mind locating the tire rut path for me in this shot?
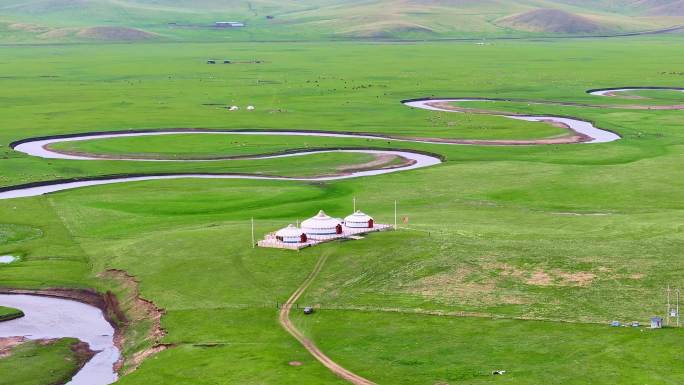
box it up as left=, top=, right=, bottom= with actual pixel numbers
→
left=278, top=254, right=377, bottom=385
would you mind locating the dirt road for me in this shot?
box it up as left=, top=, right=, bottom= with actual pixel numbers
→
left=278, top=254, right=378, bottom=385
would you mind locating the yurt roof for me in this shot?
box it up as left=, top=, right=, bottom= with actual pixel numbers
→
left=301, top=210, right=341, bottom=229
left=276, top=224, right=304, bottom=237
left=344, top=210, right=373, bottom=223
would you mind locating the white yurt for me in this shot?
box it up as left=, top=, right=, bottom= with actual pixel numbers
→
left=275, top=224, right=307, bottom=243
left=344, top=210, right=374, bottom=229
left=301, top=210, right=342, bottom=239
left=246, top=105, right=255, bottom=110
left=228, top=105, right=239, bottom=111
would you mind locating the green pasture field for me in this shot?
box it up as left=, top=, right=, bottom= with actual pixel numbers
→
left=0, top=36, right=684, bottom=384
left=293, top=310, right=684, bottom=385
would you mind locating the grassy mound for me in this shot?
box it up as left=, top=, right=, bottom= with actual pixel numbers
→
left=0, top=306, right=24, bottom=322
left=0, top=338, right=94, bottom=385
left=497, top=8, right=608, bottom=34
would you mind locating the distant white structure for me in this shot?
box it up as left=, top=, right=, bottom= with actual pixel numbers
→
left=228, top=105, right=239, bottom=111
left=246, top=105, right=255, bottom=110
left=275, top=224, right=307, bottom=244
left=215, top=21, right=245, bottom=28
left=651, top=317, right=663, bottom=329
left=344, top=210, right=374, bottom=229
left=301, top=210, right=342, bottom=239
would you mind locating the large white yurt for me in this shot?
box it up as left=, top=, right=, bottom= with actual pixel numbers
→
left=301, top=210, right=342, bottom=239
left=275, top=224, right=307, bottom=243
left=344, top=210, right=374, bottom=229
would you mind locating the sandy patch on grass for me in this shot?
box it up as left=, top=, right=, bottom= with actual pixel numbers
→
left=487, top=262, right=596, bottom=287
left=405, top=266, right=529, bottom=305
left=337, top=154, right=403, bottom=172
left=557, top=271, right=596, bottom=286
left=0, top=336, right=25, bottom=358
left=527, top=271, right=554, bottom=286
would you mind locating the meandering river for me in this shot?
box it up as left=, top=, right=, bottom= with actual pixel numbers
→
left=0, top=294, right=118, bottom=385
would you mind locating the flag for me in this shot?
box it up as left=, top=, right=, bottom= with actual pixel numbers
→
left=403, top=216, right=409, bottom=224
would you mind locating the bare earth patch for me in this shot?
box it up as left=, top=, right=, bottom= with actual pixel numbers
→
left=487, top=262, right=596, bottom=287
left=337, top=154, right=409, bottom=172
left=557, top=271, right=596, bottom=286
left=527, top=271, right=554, bottom=286
left=98, top=269, right=170, bottom=374
left=405, top=265, right=529, bottom=306
left=0, top=336, right=26, bottom=358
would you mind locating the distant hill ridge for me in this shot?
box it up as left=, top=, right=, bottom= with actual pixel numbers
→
left=497, top=8, right=607, bottom=34
left=0, top=0, right=682, bottom=41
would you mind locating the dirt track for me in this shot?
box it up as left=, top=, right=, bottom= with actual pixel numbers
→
left=278, top=254, right=377, bottom=385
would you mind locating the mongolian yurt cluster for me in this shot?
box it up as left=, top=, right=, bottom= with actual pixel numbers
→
left=258, top=209, right=391, bottom=250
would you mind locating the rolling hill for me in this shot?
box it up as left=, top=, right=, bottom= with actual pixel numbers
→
left=0, top=0, right=682, bottom=42
left=496, top=8, right=608, bottom=34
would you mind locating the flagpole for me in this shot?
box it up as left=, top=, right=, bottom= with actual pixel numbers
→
left=394, top=200, right=397, bottom=229
left=353, top=197, right=356, bottom=212
left=251, top=217, right=255, bottom=248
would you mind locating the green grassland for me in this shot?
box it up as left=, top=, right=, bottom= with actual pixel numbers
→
left=1, top=36, right=684, bottom=384
left=0, top=338, right=89, bottom=385
left=293, top=310, right=684, bottom=384
left=0, top=306, right=23, bottom=321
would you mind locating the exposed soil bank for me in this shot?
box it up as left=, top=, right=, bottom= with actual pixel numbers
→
left=97, top=269, right=169, bottom=375
left=0, top=271, right=168, bottom=381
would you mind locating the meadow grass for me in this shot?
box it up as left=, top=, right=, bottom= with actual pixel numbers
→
left=0, top=306, right=23, bottom=321
left=0, top=37, right=683, bottom=384
left=292, top=310, right=684, bottom=385
left=0, top=338, right=85, bottom=385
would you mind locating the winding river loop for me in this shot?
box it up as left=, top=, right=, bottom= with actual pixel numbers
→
left=2, top=89, right=638, bottom=200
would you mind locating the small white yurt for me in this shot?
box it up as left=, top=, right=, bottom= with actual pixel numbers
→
left=246, top=105, right=255, bottom=110
left=301, top=210, right=342, bottom=239
left=275, top=224, right=307, bottom=243
left=344, top=210, right=374, bottom=229
left=228, top=105, right=239, bottom=111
